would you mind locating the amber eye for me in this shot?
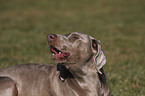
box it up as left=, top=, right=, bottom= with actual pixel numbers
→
left=69, top=34, right=80, bottom=42
left=72, top=36, right=79, bottom=39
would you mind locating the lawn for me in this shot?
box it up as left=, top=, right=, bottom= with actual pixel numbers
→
left=0, top=0, right=145, bottom=95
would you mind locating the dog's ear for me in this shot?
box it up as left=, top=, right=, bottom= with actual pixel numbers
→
left=92, top=39, right=100, bottom=52
left=91, top=38, right=106, bottom=74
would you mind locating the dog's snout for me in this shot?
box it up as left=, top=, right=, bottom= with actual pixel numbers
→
left=48, top=34, right=57, bottom=41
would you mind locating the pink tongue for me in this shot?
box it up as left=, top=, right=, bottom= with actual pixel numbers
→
left=51, top=48, right=58, bottom=54
left=54, top=53, right=65, bottom=59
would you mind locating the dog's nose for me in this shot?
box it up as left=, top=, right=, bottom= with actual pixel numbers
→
left=48, top=34, right=57, bottom=41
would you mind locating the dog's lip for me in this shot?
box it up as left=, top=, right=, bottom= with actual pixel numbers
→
left=49, top=45, right=61, bottom=54
left=49, top=45, right=70, bottom=62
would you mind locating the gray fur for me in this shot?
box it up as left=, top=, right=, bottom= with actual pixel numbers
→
left=0, top=32, right=111, bottom=96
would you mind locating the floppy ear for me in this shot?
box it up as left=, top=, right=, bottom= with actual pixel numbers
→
left=91, top=38, right=106, bottom=74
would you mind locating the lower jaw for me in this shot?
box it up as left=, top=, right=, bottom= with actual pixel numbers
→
left=52, top=55, right=69, bottom=63
left=53, top=60, right=67, bottom=64
left=52, top=58, right=67, bottom=63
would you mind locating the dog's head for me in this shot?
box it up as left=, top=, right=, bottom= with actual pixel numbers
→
left=47, top=32, right=106, bottom=73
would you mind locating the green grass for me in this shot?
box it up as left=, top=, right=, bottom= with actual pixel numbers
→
left=0, top=0, right=145, bottom=95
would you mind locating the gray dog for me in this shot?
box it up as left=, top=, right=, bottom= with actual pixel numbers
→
left=0, top=32, right=111, bottom=96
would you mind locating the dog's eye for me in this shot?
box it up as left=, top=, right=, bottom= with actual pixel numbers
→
left=72, top=36, right=79, bottom=39
left=69, top=35, right=80, bottom=42
left=71, top=34, right=80, bottom=39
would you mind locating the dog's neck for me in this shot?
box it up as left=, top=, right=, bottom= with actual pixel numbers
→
left=57, top=63, right=75, bottom=82
left=57, top=58, right=97, bottom=82
left=56, top=60, right=106, bottom=95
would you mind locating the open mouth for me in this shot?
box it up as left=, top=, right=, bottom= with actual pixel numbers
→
left=49, top=45, right=70, bottom=63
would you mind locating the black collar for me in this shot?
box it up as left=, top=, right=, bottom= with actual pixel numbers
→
left=57, top=64, right=74, bottom=82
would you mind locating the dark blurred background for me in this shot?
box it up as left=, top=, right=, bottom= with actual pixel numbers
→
left=0, top=0, right=145, bottom=95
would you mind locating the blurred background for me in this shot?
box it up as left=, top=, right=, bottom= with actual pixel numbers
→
left=0, top=0, right=145, bottom=95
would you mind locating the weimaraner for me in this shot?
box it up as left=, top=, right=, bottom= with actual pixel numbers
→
left=0, top=32, right=111, bottom=96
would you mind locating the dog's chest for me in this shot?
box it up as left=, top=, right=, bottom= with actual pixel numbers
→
left=80, top=74, right=101, bottom=96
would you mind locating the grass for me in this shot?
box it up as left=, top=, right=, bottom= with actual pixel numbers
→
left=0, top=0, right=145, bottom=95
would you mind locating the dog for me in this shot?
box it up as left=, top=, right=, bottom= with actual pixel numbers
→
left=0, top=32, right=111, bottom=96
